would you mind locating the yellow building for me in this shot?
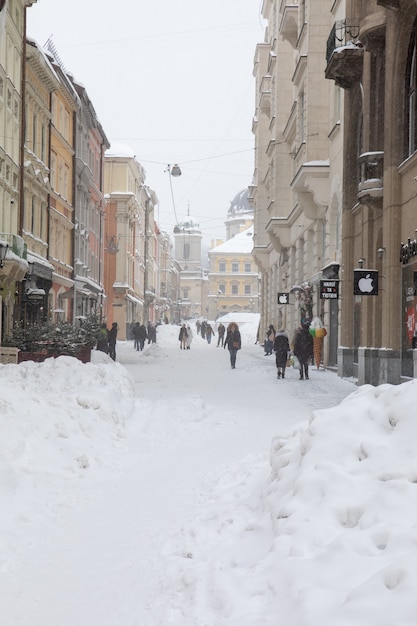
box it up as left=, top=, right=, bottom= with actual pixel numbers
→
left=208, top=224, right=259, bottom=320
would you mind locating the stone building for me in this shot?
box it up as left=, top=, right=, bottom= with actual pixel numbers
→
left=0, top=0, right=34, bottom=340
left=208, top=189, right=259, bottom=320
left=326, top=0, right=417, bottom=384
left=252, top=0, right=341, bottom=365
left=173, top=214, right=206, bottom=321
left=103, top=145, right=158, bottom=339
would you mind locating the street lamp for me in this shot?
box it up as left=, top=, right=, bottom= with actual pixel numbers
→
left=0, top=241, right=8, bottom=268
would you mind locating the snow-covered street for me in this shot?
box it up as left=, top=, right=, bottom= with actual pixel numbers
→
left=3, top=316, right=417, bottom=625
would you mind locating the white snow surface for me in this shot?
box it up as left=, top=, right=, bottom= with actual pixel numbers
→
left=1, top=314, right=417, bottom=625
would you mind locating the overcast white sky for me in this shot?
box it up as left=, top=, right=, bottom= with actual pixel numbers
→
left=27, top=0, right=265, bottom=244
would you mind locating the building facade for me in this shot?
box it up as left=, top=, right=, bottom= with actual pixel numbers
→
left=70, top=72, right=110, bottom=323
left=0, top=0, right=34, bottom=340
left=252, top=0, right=341, bottom=367
left=103, top=146, right=159, bottom=339
left=173, top=215, right=206, bottom=321
left=326, top=0, right=417, bottom=384
left=208, top=224, right=259, bottom=320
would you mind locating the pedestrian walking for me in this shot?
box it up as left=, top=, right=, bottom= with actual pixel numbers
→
left=264, top=324, right=275, bottom=355
left=107, top=322, right=118, bottom=361
left=178, top=323, right=188, bottom=349
left=205, top=323, right=215, bottom=344
left=186, top=324, right=193, bottom=349
left=293, top=323, right=314, bottom=380
left=216, top=322, right=225, bottom=347
left=224, top=322, right=241, bottom=369
left=132, top=322, right=141, bottom=351
left=310, top=316, right=327, bottom=369
left=273, top=329, right=290, bottom=379
left=137, top=323, right=148, bottom=351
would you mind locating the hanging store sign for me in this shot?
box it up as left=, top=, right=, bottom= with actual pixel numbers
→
left=353, top=270, right=379, bottom=296
left=400, top=237, right=417, bottom=265
left=320, top=279, right=339, bottom=299
left=277, top=292, right=290, bottom=305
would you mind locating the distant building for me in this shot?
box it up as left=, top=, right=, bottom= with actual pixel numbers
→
left=208, top=225, right=259, bottom=320
left=173, top=214, right=207, bottom=320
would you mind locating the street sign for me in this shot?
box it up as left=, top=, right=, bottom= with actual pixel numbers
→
left=320, top=279, right=339, bottom=299
left=277, top=292, right=289, bottom=304
left=353, top=270, right=379, bottom=296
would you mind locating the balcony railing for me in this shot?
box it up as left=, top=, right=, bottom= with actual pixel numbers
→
left=326, top=20, right=360, bottom=63
left=325, top=20, right=363, bottom=89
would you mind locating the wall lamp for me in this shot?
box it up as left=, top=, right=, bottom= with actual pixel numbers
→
left=358, top=258, right=365, bottom=269
left=0, top=241, right=9, bottom=268
left=377, top=247, right=385, bottom=260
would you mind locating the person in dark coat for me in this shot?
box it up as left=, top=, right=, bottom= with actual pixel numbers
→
left=224, top=322, right=241, bottom=369
left=217, top=322, right=225, bottom=347
left=107, top=322, right=118, bottom=361
left=137, top=323, right=148, bottom=351
left=132, top=322, right=141, bottom=351
left=178, top=323, right=188, bottom=349
left=293, top=323, right=313, bottom=380
left=273, top=329, right=290, bottom=379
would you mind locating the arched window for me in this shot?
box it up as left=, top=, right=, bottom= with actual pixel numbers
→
left=406, top=19, right=417, bottom=157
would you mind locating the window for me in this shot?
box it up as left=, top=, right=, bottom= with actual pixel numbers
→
left=232, top=284, right=239, bottom=295
left=232, top=262, right=239, bottom=273
left=184, top=243, right=190, bottom=259
left=218, top=284, right=225, bottom=294
left=244, top=262, right=251, bottom=273
left=182, top=288, right=190, bottom=300
left=219, top=261, right=226, bottom=272
left=406, top=19, right=417, bottom=157
left=244, top=284, right=252, bottom=295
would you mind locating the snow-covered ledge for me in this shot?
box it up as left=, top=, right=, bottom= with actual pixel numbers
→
left=291, top=161, right=330, bottom=219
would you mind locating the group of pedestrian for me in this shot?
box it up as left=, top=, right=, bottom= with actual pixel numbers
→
left=178, top=323, right=193, bottom=349
left=96, top=321, right=118, bottom=361
left=267, top=319, right=320, bottom=380
left=131, top=322, right=148, bottom=351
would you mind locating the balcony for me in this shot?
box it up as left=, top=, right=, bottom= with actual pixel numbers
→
left=0, top=233, right=29, bottom=283
left=279, top=2, right=298, bottom=47
left=358, top=152, right=384, bottom=204
left=325, top=20, right=363, bottom=89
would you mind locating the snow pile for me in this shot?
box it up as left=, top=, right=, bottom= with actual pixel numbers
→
left=161, top=381, right=417, bottom=626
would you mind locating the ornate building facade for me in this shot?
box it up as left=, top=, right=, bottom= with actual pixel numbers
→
left=252, top=0, right=341, bottom=367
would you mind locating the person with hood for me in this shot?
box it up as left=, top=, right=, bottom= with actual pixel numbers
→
left=224, top=322, right=241, bottom=369
left=273, top=328, right=290, bottom=379
left=293, top=323, right=314, bottom=380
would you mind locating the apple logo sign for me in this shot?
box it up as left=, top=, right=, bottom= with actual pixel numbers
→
left=354, top=270, right=378, bottom=295
left=277, top=292, right=289, bottom=304
left=358, top=274, right=373, bottom=293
